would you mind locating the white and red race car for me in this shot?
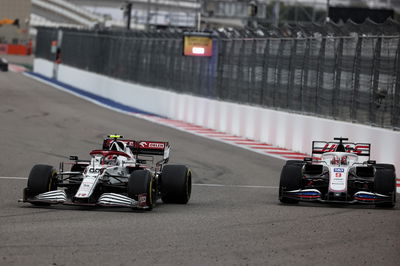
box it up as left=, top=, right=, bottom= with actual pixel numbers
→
left=279, top=137, right=396, bottom=207
left=21, top=135, right=192, bottom=210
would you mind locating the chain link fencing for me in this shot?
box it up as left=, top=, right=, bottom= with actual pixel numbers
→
left=35, top=23, right=400, bottom=130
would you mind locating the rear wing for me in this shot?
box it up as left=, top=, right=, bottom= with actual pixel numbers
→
left=102, top=138, right=170, bottom=160
left=312, top=141, right=370, bottom=159
left=132, top=141, right=170, bottom=158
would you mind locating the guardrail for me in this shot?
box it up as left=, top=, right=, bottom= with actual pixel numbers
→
left=35, top=27, right=400, bottom=130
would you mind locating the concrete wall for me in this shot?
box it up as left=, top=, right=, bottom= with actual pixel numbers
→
left=33, top=58, right=400, bottom=171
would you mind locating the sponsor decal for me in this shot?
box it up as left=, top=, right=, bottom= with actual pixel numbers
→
left=138, top=194, right=147, bottom=207
left=335, top=173, right=342, bottom=177
left=316, top=143, right=370, bottom=155
left=88, top=168, right=101, bottom=173
left=139, top=141, right=147, bottom=148
left=334, top=168, right=344, bottom=172
left=126, top=141, right=135, bottom=146
left=149, top=143, right=164, bottom=149
left=139, top=141, right=165, bottom=149
left=322, top=143, right=337, bottom=152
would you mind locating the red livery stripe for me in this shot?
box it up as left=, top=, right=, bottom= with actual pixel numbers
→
left=267, top=151, right=307, bottom=155
left=251, top=146, right=288, bottom=150
left=354, top=197, right=378, bottom=201
left=283, top=156, right=307, bottom=160
left=139, top=115, right=336, bottom=161
left=235, top=142, right=272, bottom=146
left=297, top=195, right=320, bottom=198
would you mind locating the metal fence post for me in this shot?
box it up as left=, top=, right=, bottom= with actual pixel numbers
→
left=273, top=39, right=283, bottom=107
left=301, top=38, right=310, bottom=113
left=315, top=37, right=326, bottom=115
left=351, top=36, right=363, bottom=122
left=370, top=37, right=382, bottom=126
left=260, top=38, right=270, bottom=106
left=216, top=38, right=225, bottom=100
left=287, top=38, right=297, bottom=109
left=393, top=38, right=400, bottom=129
left=332, top=37, right=343, bottom=118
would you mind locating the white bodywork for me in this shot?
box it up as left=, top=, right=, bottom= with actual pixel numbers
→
left=75, top=146, right=136, bottom=199
left=320, top=152, right=359, bottom=193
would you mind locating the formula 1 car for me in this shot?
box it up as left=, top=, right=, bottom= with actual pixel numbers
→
left=279, top=137, right=396, bottom=207
left=0, top=57, right=8, bottom=72
left=21, top=135, right=192, bottom=210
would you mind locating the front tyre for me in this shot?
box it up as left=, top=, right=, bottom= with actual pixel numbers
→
left=279, top=165, right=302, bottom=204
left=374, top=166, right=396, bottom=208
left=26, top=164, right=57, bottom=205
left=161, top=165, right=192, bottom=204
left=128, top=170, right=156, bottom=210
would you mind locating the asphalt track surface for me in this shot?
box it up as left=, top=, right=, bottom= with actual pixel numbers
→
left=0, top=70, right=399, bottom=266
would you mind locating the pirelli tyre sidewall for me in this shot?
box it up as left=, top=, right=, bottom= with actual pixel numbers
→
left=128, top=170, right=156, bottom=210
left=279, top=164, right=302, bottom=204
left=161, top=165, right=192, bottom=204
left=26, top=164, right=57, bottom=204
left=374, top=164, right=396, bottom=208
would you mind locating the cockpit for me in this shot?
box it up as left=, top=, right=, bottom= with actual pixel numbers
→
left=321, top=153, right=358, bottom=166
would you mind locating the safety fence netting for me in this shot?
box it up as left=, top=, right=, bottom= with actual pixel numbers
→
left=35, top=21, right=400, bottom=130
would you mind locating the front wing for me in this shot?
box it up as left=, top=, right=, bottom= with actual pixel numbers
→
left=20, top=189, right=150, bottom=209
left=282, top=189, right=393, bottom=204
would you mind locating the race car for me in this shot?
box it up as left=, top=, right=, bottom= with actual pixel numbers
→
left=21, top=135, right=192, bottom=210
left=279, top=137, right=396, bottom=207
left=0, top=57, right=8, bottom=72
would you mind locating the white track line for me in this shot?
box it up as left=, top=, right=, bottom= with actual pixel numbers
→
left=0, top=176, right=27, bottom=180
left=2, top=176, right=398, bottom=193
left=0, top=176, right=276, bottom=189
left=193, top=183, right=278, bottom=189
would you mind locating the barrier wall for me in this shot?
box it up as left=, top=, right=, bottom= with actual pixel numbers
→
left=0, top=44, right=32, bottom=55
left=33, top=58, right=400, bottom=171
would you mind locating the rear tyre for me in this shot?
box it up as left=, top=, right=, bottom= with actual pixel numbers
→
left=279, top=165, right=302, bottom=204
left=161, top=165, right=192, bottom=204
left=375, top=164, right=395, bottom=171
left=285, top=160, right=304, bottom=166
left=26, top=164, right=57, bottom=205
left=374, top=166, right=396, bottom=208
left=128, top=170, right=156, bottom=210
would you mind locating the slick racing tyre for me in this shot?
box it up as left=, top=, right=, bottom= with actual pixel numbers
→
left=375, top=164, right=395, bottom=171
left=279, top=165, right=302, bottom=204
left=128, top=170, right=156, bottom=210
left=374, top=165, right=396, bottom=208
left=26, top=164, right=57, bottom=205
left=161, top=165, right=192, bottom=204
left=285, top=160, right=304, bottom=166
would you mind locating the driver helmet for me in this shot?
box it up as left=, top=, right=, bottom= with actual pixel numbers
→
left=341, top=155, right=348, bottom=165
left=104, top=155, right=118, bottom=165
left=331, top=156, right=340, bottom=165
